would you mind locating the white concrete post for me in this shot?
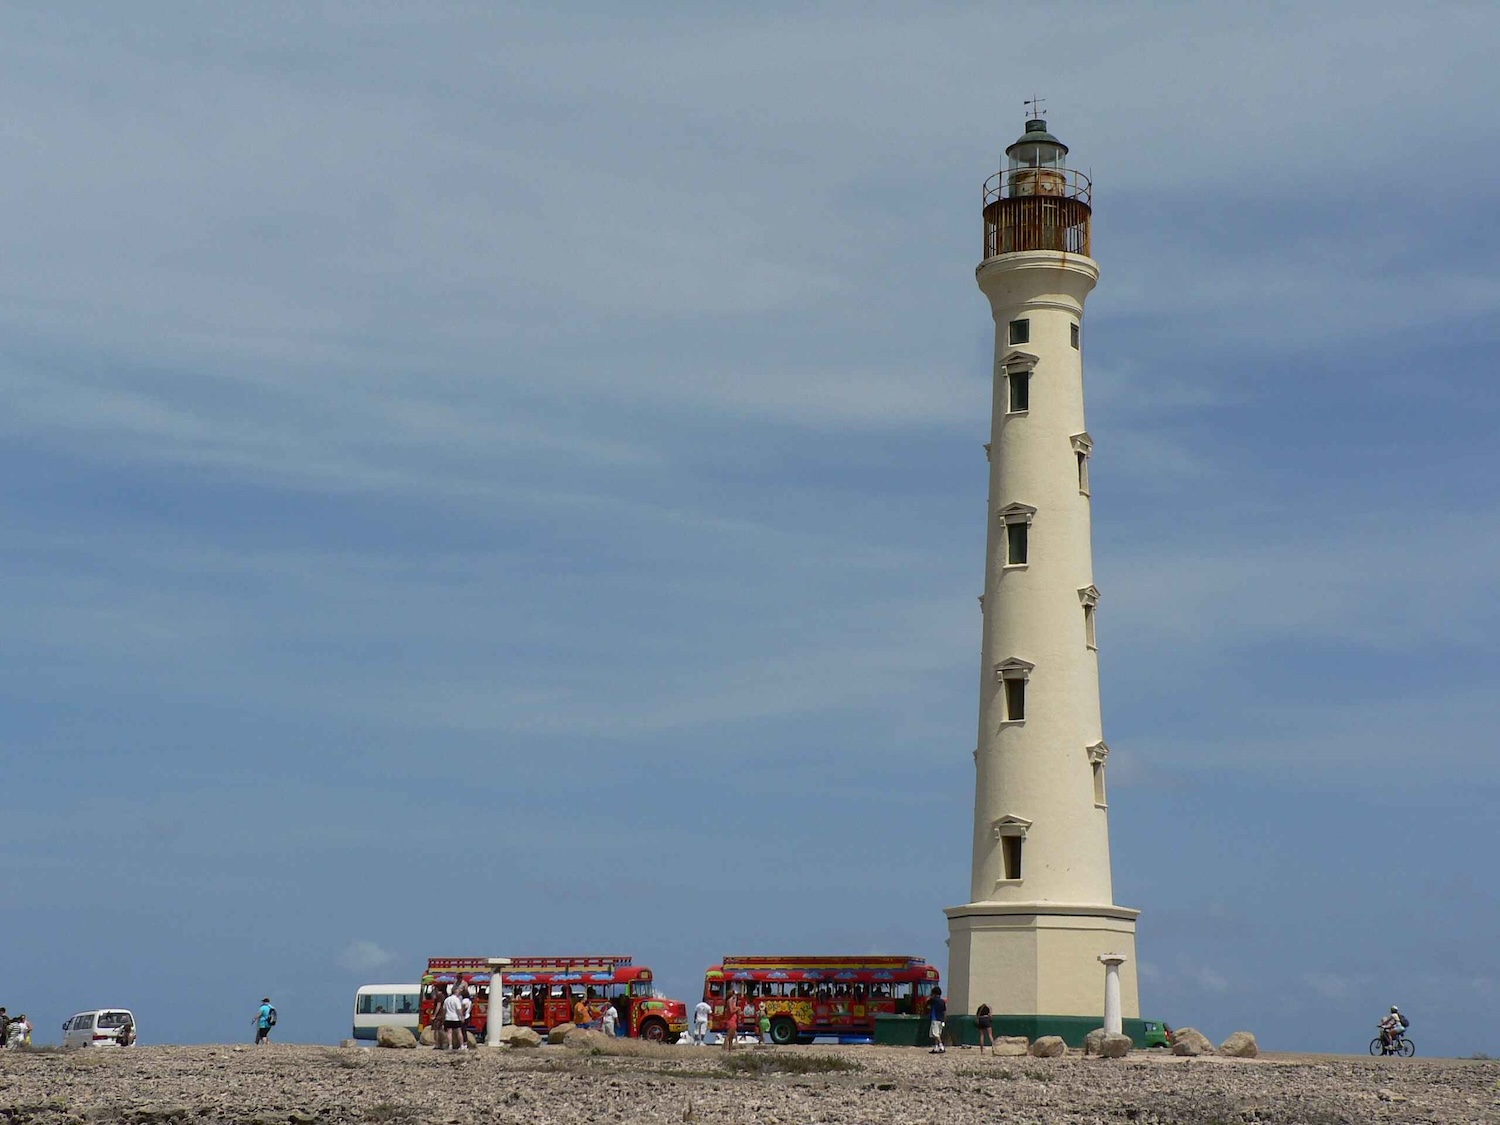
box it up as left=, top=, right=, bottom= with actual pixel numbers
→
left=1098, top=954, right=1126, bottom=1035
left=485, top=957, right=513, bottom=1047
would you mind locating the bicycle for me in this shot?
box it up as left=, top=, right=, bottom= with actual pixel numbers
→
left=1369, top=1033, right=1415, bottom=1056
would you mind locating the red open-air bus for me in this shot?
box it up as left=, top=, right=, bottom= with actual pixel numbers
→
left=421, top=956, right=688, bottom=1042
left=703, top=955, right=941, bottom=1045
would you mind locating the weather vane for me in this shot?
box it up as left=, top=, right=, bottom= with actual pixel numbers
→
left=1024, top=95, right=1046, bottom=121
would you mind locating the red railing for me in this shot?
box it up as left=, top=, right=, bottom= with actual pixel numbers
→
left=982, top=165, right=1092, bottom=259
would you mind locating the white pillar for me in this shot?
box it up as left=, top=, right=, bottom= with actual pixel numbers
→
left=485, top=957, right=513, bottom=1047
left=1098, top=954, right=1126, bottom=1035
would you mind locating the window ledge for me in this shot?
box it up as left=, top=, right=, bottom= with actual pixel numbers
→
left=1002, top=562, right=1029, bottom=571
left=1094, top=802, right=1108, bottom=810
left=1005, top=409, right=1029, bottom=417
left=998, top=719, right=1026, bottom=728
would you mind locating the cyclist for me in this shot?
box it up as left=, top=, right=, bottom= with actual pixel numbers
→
left=1378, top=1005, right=1406, bottom=1051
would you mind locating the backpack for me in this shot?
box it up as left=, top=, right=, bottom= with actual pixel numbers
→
left=1398, top=1013, right=1409, bottom=1029
left=267, top=1007, right=278, bottom=1028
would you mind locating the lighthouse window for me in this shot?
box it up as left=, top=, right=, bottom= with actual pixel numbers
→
left=1003, top=678, right=1026, bottom=721
left=1006, top=522, right=1028, bottom=565
left=1008, top=319, right=1030, bottom=345
left=1007, top=370, right=1030, bottom=413
left=1002, top=835, right=1023, bottom=880
left=1070, top=323, right=1080, bottom=349
left=1084, top=602, right=1097, bottom=649
left=1092, top=760, right=1107, bottom=806
left=1076, top=451, right=1090, bottom=494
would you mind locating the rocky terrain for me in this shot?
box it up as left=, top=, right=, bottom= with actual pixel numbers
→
left=1, top=1042, right=1496, bottom=1125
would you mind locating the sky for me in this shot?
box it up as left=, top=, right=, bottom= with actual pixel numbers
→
left=1, top=1, right=1497, bottom=1057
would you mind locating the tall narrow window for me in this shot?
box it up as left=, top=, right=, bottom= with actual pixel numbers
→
left=1006, top=522, right=1028, bottom=565
left=1008, top=318, right=1030, bottom=345
left=1071, top=433, right=1093, bottom=496
left=1002, top=835, right=1023, bottom=880
left=1087, top=742, right=1109, bottom=809
left=994, top=658, right=1033, bottom=725
left=999, top=504, right=1035, bottom=565
left=1004, top=677, right=1026, bottom=721
left=1070, top=322, right=1080, bottom=349
left=1078, top=586, right=1100, bottom=650
left=1007, top=369, right=1030, bottom=413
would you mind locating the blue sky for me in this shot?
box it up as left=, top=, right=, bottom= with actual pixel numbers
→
left=1, top=2, right=1497, bottom=1056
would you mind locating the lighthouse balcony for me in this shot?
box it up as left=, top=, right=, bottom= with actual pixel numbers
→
left=982, top=167, right=1092, bottom=259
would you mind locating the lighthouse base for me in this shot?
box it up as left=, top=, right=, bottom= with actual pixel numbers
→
left=944, top=902, right=1140, bottom=1019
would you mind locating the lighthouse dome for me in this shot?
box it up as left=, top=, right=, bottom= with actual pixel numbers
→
left=1006, top=119, right=1069, bottom=168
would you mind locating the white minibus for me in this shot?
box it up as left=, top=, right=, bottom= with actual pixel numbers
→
left=62, top=1009, right=136, bottom=1047
left=352, top=985, right=420, bottom=1042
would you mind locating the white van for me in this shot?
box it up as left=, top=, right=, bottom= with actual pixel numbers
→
left=352, top=985, right=420, bottom=1042
left=62, top=1009, right=136, bottom=1047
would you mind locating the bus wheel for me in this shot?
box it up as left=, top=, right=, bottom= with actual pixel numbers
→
left=639, top=1019, right=668, bottom=1042
left=770, top=1018, right=797, bottom=1046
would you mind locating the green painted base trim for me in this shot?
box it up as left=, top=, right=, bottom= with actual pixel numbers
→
left=941, top=1014, right=1171, bottom=1049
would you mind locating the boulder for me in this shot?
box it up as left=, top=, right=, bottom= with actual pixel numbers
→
left=418, top=1026, right=435, bottom=1047
left=1082, top=1028, right=1109, bottom=1056
left=992, top=1036, right=1030, bottom=1057
left=1219, top=1031, right=1258, bottom=1058
left=339, top=1040, right=360, bottom=1049
left=1029, top=1036, right=1067, bottom=1058
left=564, top=1028, right=610, bottom=1050
left=495, top=1026, right=543, bottom=1049
left=548, top=1022, right=576, bottom=1045
left=376, top=1025, right=417, bottom=1049
left=1171, top=1027, right=1215, bottom=1057
left=1099, top=1033, right=1133, bottom=1059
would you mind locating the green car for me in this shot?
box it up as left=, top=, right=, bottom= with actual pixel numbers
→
left=1140, top=1020, right=1173, bottom=1048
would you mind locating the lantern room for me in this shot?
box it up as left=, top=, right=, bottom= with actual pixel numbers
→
left=983, top=116, right=1092, bottom=259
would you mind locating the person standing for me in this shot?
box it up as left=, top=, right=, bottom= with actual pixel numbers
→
left=441, top=986, right=467, bottom=1050
left=692, top=998, right=711, bottom=1045
left=460, top=987, right=475, bottom=1047
left=975, top=1003, right=994, bottom=1053
left=254, top=998, right=276, bottom=1045
left=0, top=1007, right=9, bottom=1050
left=601, top=1001, right=618, bottom=1038
left=927, top=987, right=947, bottom=1054
left=757, top=1003, right=772, bottom=1046
left=722, top=991, right=742, bottom=1052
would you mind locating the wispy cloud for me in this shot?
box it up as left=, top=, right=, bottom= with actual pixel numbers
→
left=337, top=941, right=396, bottom=975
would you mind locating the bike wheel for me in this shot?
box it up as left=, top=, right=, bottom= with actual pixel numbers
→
left=1399, top=1037, right=1414, bottom=1057
left=1369, top=1037, right=1385, bottom=1056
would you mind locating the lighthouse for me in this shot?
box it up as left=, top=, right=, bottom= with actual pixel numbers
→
left=944, top=113, right=1140, bottom=1027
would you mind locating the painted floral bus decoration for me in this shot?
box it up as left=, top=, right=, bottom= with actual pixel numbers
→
left=421, top=955, right=688, bottom=1042
left=703, top=955, right=941, bottom=1045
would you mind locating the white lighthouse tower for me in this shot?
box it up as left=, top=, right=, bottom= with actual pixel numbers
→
left=944, top=112, right=1140, bottom=1027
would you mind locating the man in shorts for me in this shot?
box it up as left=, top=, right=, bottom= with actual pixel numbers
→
left=927, top=986, right=947, bottom=1053
left=442, top=987, right=468, bottom=1050
left=254, top=999, right=275, bottom=1045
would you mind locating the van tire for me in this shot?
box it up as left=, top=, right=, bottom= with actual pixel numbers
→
left=769, top=1018, right=797, bottom=1046
left=639, top=1018, right=668, bottom=1042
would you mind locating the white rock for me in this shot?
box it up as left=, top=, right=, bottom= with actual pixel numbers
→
left=1029, top=1035, right=1067, bottom=1057
left=1219, top=1031, right=1258, bottom=1058
left=1171, top=1027, right=1215, bottom=1056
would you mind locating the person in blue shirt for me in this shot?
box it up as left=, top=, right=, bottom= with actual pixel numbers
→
left=927, top=987, right=947, bottom=1054
left=254, top=998, right=276, bottom=1045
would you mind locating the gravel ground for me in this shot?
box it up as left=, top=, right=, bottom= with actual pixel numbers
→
left=1, top=1042, right=1497, bottom=1125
